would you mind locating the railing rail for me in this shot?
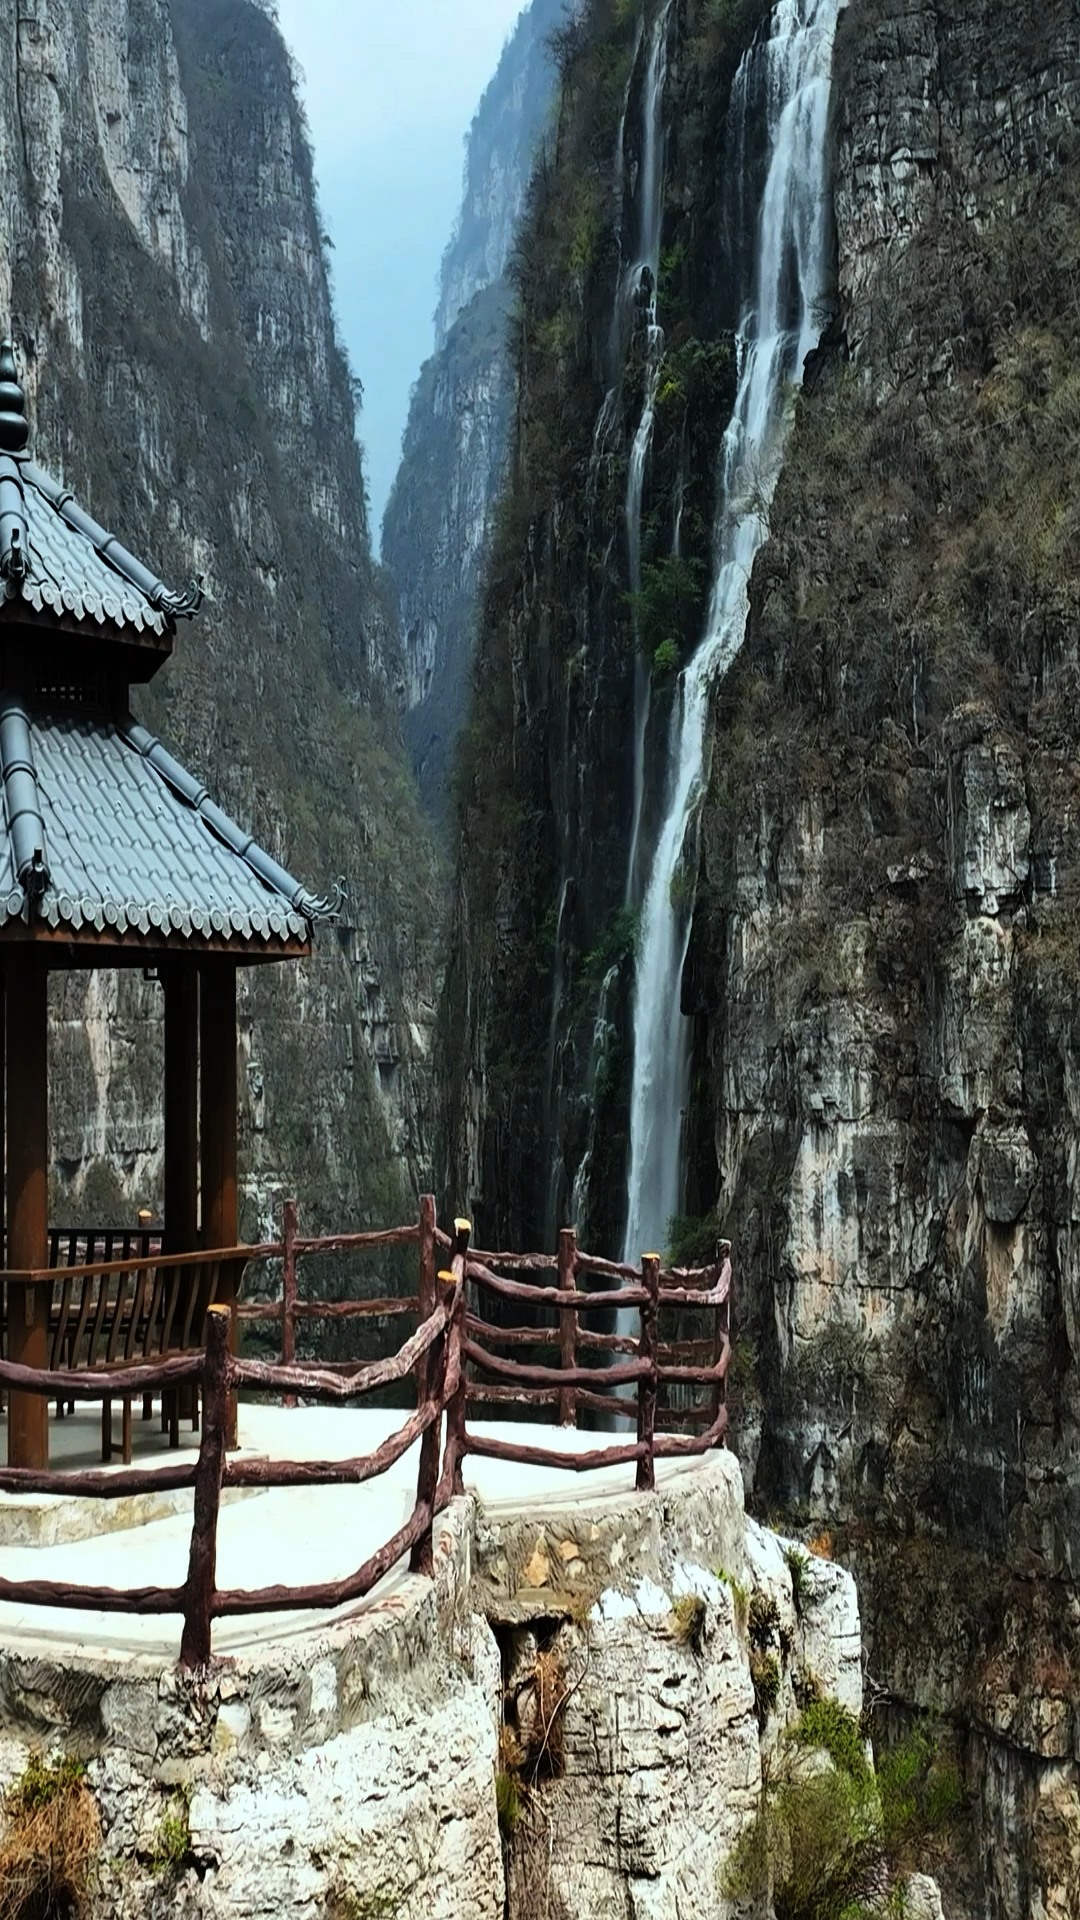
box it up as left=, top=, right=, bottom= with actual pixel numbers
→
left=0, top=1202, right=732, bottom=1665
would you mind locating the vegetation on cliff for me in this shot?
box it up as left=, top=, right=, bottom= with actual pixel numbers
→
left=441, top=0, right=767, bottom=1243
left=10, top=0, right=439, bottom=1229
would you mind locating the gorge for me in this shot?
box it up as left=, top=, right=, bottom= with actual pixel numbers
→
left=1, top=0, right=1079, bottom=1913
left=438, top=0, right=1080, bottom=1913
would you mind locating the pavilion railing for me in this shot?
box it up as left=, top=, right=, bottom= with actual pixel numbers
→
left=0, top=1202, right=732, bottom=1666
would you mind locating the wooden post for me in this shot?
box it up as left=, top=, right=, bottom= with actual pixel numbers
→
left=179, top=1306, right=230, bottom=1670
left=6, top=956, right=48, bottom=1469
left=442, top=1217, right=471, bottom=1498
left=200, top=960, right=238, bottom=1447
left=165, top=966, right=199, bottom=1437
left=557, top=1226, right=577, bottom=1427
left=409, top=1194, right=441, bottom=1576
left=636, top=1254, right=660, bottom=1493
left=282, top=1197, right=298, bottom=1409
left=713, top=1251, right=733, bottom=1436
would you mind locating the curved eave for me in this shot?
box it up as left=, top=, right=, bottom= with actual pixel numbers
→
left=0, top=917, right=312, bottom=964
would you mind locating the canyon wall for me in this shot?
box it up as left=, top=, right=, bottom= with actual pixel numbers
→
left=692, top=2, right=1080, bottom=1912
left=382, top=0, right=563, bottom=821
left=445, top=0, right=1080, bottom=1909
left=0, top=0, right=440, bottom=1233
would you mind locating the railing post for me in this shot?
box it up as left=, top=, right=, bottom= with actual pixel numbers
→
left=712, top=1248, right=733, bottom=1438
left=409, top=1196, right=440, bottom=1576
left=636, top=1254, right=659, bottom=1492
left=179, top=1306, right=230, bottom=1670
left=282, top=1198, right=298, bottom=1410
left=557, top=1226, right=577, bottom=1427
left=442, top=1217, right=471, bottom=1499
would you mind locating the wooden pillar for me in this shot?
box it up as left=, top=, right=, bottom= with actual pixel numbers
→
left=7, top=955, right=48, bottom=1469
left=200, top=959, right=238, bottom=1446
left=165, top=967, right=199, bottom=1250
left=0, top=968, right=5, bottom=1413
left=165, top=967, right=200, bottom=1438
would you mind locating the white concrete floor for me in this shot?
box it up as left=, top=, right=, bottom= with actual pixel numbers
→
left=0, top=1403, right=692, bottom=1665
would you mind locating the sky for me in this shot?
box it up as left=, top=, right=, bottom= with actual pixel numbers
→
left=276, top=0, right=527, bottom=549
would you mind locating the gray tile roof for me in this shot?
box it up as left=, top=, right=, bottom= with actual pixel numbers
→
left=0, top=709, right=325, bottom=947
left=0, top=455, right=202, bottom=636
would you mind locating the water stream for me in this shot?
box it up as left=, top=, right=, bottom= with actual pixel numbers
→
left=623, top=0, right=675, bottom=908
left=622, top=0, right=843, bottom=1269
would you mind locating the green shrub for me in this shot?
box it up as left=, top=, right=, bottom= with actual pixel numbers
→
left=788, top=1699, right=870, bottom=1783
left=722, top=1709, right=963, bottom=1919
left=150, top=1787, right=192, bottom=1878
left=715, top=1567, right=750, bottom=1633
left=784, top=1546, right=812, bottom=1613
left=496, top=1769, right=525, bottom=1837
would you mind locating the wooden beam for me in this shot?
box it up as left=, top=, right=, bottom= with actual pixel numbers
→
left=6, top=955, right=48, bottom=1468
left=200, top=959, right=238, bottom=1445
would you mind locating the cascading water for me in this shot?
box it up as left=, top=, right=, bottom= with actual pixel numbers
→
left=622, top=0, right=842, bottom=1269
left=623, top=0, right=674, bottom=908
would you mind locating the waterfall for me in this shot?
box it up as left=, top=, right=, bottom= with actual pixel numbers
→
left=623, top=0, right=674, bottom=908
left=622, top=0, right=842, bottom=1267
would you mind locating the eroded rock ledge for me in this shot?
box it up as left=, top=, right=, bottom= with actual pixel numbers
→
left=0, top=1454, right=863, bottom=1918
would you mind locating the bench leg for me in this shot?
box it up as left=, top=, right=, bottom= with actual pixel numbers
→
left=169, top=1392, right=180, bottom=1449
left=122, top=1398, right=133, bottom=1465
left=161, top=1392, right=170, bottom=1434
left=191, top=1386, right=200, bottom=1433
left=101, top=1398, right=113, bottom=1463
left=142, top=1393, right=153, bottom=1422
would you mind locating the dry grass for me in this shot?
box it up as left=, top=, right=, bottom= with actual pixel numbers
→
left=671, top=1592, right=707, bottom=1652
left=0, top=1757, right=99, bottom=1920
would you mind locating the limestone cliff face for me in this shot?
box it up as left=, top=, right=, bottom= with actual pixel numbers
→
left=382, top=0, right=562, bottom=815
left=0, top=0, right=439, bottom=1231
left=689, top=1, right=1080, bottom=1913
left=446, top=0, right=1080, bottom=1909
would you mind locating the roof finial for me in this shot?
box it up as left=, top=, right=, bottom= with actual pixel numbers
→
left=0, top=342, right=28, bottom=455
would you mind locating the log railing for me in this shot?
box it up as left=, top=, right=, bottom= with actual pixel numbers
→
left=0, top=1204, right=731, bottom=1664
left=459, top=1229, right=732, bottom=1488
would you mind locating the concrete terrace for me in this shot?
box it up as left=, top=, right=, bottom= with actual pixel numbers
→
left=0, top=1404, right=710, bottom=1666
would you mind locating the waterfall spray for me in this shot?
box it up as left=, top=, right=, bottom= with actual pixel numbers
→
left=622, top=0, right=843, bottom=1272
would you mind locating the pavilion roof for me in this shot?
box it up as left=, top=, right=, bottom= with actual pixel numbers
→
left=0, top=703, right=336, bottom=949
left=0, top=455, right=203, bottom=638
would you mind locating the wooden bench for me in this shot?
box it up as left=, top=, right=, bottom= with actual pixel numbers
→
left=2, top=1229, right=239, bottom=1464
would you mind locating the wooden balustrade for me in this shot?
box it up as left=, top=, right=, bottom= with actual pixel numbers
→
left=0, top=1200, right=733, bottom=1665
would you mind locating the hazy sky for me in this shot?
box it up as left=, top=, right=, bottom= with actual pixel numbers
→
left=276, top=0, right=526, bottom=548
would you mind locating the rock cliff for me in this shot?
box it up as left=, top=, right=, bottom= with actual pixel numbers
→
left=444, top=0, right=1080, bottom=1910
left=1, top=0, right=439, bottom=1232
left=382, top=0, right=563, bottom=819
left=0, top=1457, right=871, bottom=1920
left=693, top=1, right=1080, bottom=1912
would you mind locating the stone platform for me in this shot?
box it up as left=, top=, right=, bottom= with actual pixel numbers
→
left=0, top=1422, right=864, bottom=1919
left=0, top=1403, right=716, bottom=1662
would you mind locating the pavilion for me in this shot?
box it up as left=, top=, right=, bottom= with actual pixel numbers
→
left=0, top=339, right=334, bottom=1470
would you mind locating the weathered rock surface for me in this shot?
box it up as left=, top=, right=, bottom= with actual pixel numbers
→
left=383, top=0, right=562, bottom=818
left=1, top=0, right=439, bottom=1232
left=686, top=1, right=1080, bottom=1914
left=0, top=1457, right=863, bottom=1920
